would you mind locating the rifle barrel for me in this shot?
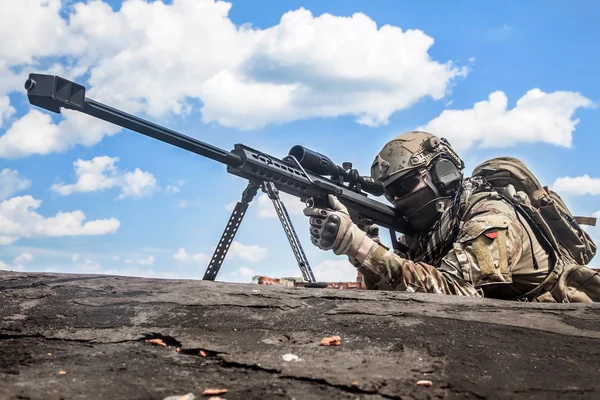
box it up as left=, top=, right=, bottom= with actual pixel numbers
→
left=84, top=99, right=243, bottom=168
left=24, top=73, right=242, bottom=168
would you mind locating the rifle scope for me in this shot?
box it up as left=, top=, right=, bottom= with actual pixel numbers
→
left=288, top=145, right=385, bottom=197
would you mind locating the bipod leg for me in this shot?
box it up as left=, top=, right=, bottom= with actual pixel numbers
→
left=202, top=181, right=259, bottom=281
left=262, top=182, right=317, bottom=284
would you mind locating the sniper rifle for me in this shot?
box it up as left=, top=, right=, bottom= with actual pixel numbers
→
left=23, top=73, right=414, bottom=285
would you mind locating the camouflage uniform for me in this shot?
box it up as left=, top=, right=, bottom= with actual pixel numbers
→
left=353, top=190, right=552, bottom=300
left=306, top=131, right=599, bottom=302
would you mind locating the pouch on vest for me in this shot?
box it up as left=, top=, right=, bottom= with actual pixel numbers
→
left=541, top=264, right=600, bottom=303
left=472, top=156, right=597, bottom=265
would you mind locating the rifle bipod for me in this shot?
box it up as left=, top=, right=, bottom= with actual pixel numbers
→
left=202, top=181, right=325, bottom=287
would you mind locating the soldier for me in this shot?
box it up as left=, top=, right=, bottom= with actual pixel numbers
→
left=304, top=131, right=599, bottom=302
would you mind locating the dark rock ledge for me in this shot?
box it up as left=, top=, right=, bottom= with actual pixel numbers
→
left=1, top=271, right=599, bottom=400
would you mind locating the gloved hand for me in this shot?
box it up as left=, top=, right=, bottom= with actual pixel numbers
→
left=364, top=224, right=381, bottom=243
left=303, top=195, right=375, bottom=261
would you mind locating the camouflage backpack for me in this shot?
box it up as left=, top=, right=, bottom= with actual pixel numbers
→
left=472, top=157, right=597, bottom=266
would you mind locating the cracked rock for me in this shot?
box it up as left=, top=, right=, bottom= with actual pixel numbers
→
left=1, top=271, right=600, bottom=400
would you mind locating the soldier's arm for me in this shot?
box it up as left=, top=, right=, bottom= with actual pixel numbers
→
left=352, top=244, right=482, bottom=296
left=352, top=199, right=527, bottom=296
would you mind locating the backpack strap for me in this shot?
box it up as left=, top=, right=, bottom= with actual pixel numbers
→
left=516, top=259, right=564, bottom=302
left=504, top=200, right=564, bottom=301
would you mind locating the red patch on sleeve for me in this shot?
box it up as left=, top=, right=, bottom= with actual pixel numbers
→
left=484, top=230, right=498, bottom=240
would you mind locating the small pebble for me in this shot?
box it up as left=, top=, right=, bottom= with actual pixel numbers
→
left=163, top=393, right=195, bottom=400
left=282, top=353, right=300, bottom=362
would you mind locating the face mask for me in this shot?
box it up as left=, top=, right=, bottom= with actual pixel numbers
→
left=393, top=184, right=441, bottom=233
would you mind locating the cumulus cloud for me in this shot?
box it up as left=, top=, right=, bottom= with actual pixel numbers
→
left=0, top=110, right=120, bottom=159
left=421, top=89, right=593, bottom=150
left=0, top=0, right=81, bottom=65
left=0, top=94, right=16, bottom=129
left=0, top=169, right=31, bottom=200
left=123, top=256, right=155, bottom=267
left=255, top=193, right=306, bottom=218
left=82, top=4, right=465, bottom=129
left=0, top=195, right=120, bottom=244
left=137, top=256, right=155, bottom=266
left=174, top=241, right=267, bottom=264
left=173, top=248, right=210, bottom=264
left=1, top=0, right=466, bottom=158
left=166, top=180, right=184, bottom=194
left=313, top=259, right=358, bottom=282
left=51, top=156, right=158, bottom=199
left=551, top=175, right=600, bottom=196
left=14, top=253, right=34, bottom=263
left=227, top=241, right=268, bottom=262
left=0, top=260, right=25, bottom=272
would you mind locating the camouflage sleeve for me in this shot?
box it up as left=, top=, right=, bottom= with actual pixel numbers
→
left=353, top=245, right=482, bottom=296
left=440, top=198, right=530, bottom=290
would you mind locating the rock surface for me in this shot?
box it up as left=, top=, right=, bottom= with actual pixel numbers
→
left=1, top=271, right=600, bottom=400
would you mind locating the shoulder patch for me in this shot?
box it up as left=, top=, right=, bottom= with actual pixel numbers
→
left=458, top=214, right=510, bottom=243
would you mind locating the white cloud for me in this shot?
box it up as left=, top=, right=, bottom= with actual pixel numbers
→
left=0, top=110, right=120, bottom=159
left=0, top=261, right=25, bottom=272
left=72, top=253, right=80, bottom=263
left=117, top=168, right=158, bottom=200
left=51, top=156, right=158, bottom=200
left=176, top=200, right=189, bottom=210
left=71, top=258, right=102, bottom=274
left=0, top=169, right=31, bottom=200
left=313, top=259, right=358, bottom=282
left=0, top=195, right=120, bottom=244
left=122, top=255, right=155, bottom=266
left=0, top=0, right=81, bottom=65
left=196, top=8, right=466, bottom=129
left=173, top=241, right=267, bottom=264
left=0, top=62, right=21, bottom=129
left=0, top=236, right=17, bottom=245
left=14, top=253, right=34, bottom=263
left=1, top=1, right=466, bottom=157
left=166, top=180, right=184, bottom=194
left=227, top=241, right=268, bottom=262
left=173, top=247, right=209, bottom=264
left=137, top=256, right=155, bottom=266
left=551, top=175, right=600, bottom=196
left=421, top=89, right=593, bottom=150
left=0, top=95, right=16, bottom=128
left=256, top=193, right=306, bottom=218
left=223, top=266, right=257, bottom=283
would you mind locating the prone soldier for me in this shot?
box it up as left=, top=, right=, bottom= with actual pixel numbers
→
left=304, top=131, right=600, bottom=302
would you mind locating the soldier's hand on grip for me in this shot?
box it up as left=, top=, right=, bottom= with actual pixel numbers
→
left=303, top=195, right=372, bottom=258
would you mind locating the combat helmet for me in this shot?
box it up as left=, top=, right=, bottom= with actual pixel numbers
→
left=371, top=131, right=464, bottom=198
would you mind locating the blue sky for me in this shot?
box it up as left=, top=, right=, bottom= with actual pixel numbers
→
left=1, top=0, right=599, bottom=281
